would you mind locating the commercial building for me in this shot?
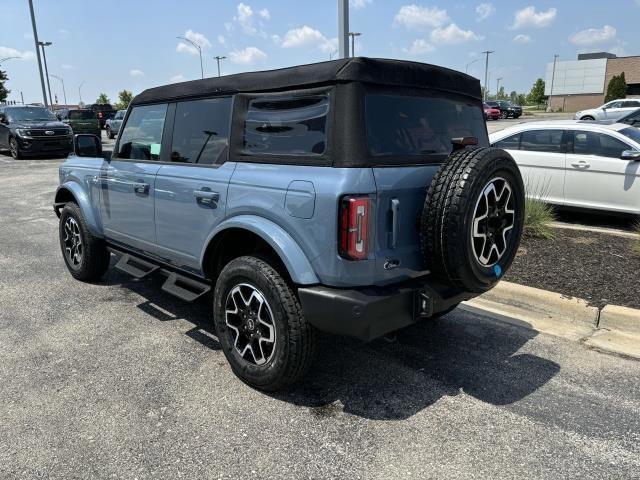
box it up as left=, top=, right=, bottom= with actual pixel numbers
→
left=545, top=52, right=640, bottom=112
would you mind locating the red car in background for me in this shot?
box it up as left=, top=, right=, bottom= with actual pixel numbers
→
left=483, top=102, right=500, bottom=120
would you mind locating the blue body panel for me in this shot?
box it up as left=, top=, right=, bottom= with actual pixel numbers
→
left=57, top=156, right=434, bottom=288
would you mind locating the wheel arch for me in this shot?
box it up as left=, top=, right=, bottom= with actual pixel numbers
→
left=54, top=183, right=102, bottom=236
left=201, top=215, right=319, bottom=286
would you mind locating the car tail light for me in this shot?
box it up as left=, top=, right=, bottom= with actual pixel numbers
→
left=98, top=112, right=103, bottom=118
left=339, top=195, right=370, bottom=260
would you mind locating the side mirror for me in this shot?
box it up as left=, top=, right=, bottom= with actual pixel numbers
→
left=74, top=134, right=102, bottom=157
left=621, top=150, right=640, bottom=161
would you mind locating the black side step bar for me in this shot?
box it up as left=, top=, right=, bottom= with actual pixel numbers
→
left=115, top=254, right=159, bottom=279
left=110, top=248, right=211, bottom=302
left=161, top=273, right=210, bottom=302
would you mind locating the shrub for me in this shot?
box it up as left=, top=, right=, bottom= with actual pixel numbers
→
left=524, top=197, right=556, bottom=239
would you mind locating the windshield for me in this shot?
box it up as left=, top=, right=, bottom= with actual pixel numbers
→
left=620, top=127, right=640, bottom=145
left=366, top=94, right=488, bottom=160
left=69, top=110, right=96, bottom=120
left=6, top=107, right=57, bottom=122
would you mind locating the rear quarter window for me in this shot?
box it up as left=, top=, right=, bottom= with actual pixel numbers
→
left=243, top=95, right=329, bottom=156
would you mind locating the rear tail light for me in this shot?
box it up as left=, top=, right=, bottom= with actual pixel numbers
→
left=98, top=112, right=103, bottom=118
left=339, top=195, right=370, bottom=260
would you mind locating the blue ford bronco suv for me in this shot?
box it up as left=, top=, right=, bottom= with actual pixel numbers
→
left=54, top=58, right=524, bottom=390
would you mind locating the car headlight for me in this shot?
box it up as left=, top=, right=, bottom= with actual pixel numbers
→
left=16, top=128, right=33, bottom=138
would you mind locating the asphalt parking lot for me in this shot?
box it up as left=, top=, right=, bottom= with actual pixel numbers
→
left=1, top=132, right=639, bottom=479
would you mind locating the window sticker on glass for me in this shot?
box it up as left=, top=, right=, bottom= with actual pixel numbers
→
left=150, top=143, right=161, bottom=157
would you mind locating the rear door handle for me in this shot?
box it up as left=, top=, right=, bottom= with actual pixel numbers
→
left=570, top=160, right=590, bottom=168
left=194, top=190, right=220, bottom=206
left=133, top=182, right=150, bottom=194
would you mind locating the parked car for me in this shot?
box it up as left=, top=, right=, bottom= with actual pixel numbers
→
left=58, top=109, right=101, bottom=137
left=614, top=108, right=640, bottom=128
left=105, top=109, right=126, bottom=139
left=483, top=102, right=500, bottom=120
left=574, top=99, right=640, bottom=121
left=489, top=120, right=640, bottom=215
left=86, top=103, right=116, bottom=128
left=0, top=105, right=72, bottom=159
left=485, top=100, right=522, bottom=119
left=54, top=58, right=525, bottom=390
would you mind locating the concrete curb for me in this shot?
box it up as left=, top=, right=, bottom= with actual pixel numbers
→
left=462, top=281, right=640, bottom=360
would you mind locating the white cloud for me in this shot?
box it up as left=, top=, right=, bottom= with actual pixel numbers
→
left=430, top=24, right=483, bottom=44
left=259, top=8, right=270, bottom=20
left=350, top=0, right=372, bottom=9
left=476, top=3, right=495, bottom=21
left=271, top=34, right=281, bottom=44
left=403, top=39, right=435, bottom=55
left=229, top=46, right=267, bottom=65
left=232, top=3, right=269, bottom=37
left=513, top=34, right=531, bottom=44
left=217, top=34, right=226, bottom=45
left=61, top=64, right=74, bottom=70
left=569, top=25, right=616, bottom=46
left=511, top=6, right=557, bottom=30
left=393, top=5, right=449, bottom=30
left=0, top=46, right=35, bottom=60
left=281, top=25, right=335, bottom=52
left=130, top=69, right=144, bottom=78
left=176, top=29, right=211, bottom=55
left=170, top=74, right=186, bottom=83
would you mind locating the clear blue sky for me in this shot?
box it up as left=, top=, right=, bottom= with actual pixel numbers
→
left=1, top=0, right=638, bottom=105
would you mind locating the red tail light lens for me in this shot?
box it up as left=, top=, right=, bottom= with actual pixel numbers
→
left=339, top=195, right=370, bottom=260
left=98, top=112, right=103, bottom=118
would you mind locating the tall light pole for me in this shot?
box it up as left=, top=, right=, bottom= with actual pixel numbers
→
left=496, top=77, right=503, bottom=99
left=547, top=54, right=559, bottom=112
left=481, top=50, right=494, bottom=101
left=214, top=55, right=226, bottom=77
left=338, top=0, right=349, bottom=59
left=38, top=41, right=53, bottom=108
left=465, top=58, right=481, bottom=74
left=348, top=32, right=361, bottom=58
left=177, top=36, right=203, bottom=79
left=0, top=56, right=20, bottom=65
left=78, top=80, right=85, bottom=105
left=51, top=74, right=67, bottom=107
left=28, top=0, right=49, bottom=108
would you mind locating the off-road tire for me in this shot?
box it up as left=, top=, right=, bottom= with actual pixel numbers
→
left=106, top=126, right=114, bottom=139
left=420, top=146, right=524, bottom=293
left=59, top=203, right=111, bottom=281
left=213, top=256, right=316, bottom=391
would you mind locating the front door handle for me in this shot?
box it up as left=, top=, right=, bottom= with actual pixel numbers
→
left=133, top=182, right=150, bottom=194
left=194, top=189, right=220, bottom=206
left=570, top=160, right=590, bottom=168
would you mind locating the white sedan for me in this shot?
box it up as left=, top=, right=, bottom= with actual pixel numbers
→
left=489, top=120, right=640, bottom=215
left=575, top=99, right=640, bottom=121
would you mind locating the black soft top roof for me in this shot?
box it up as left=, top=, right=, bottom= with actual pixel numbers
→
left=131, top=57, right=481, bottom=105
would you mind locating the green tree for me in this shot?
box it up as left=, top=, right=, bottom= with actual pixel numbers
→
left=527, top=78, right=546, bottom=108
left=96, top=93, right=111, bottom=104
left=496, top=86, right=506, bottom=100
left=516, top=93, right=526, bottom=106
left=115, top=89, right=133, bottom=110
left=509, top=90, right=517, bottom=103
left=0, top=70, right=10, bottom=103
left=605, top=72, right=627, bottom=102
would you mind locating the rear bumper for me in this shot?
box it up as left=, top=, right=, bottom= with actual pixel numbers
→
left=298, top=278, right=475, bottom=341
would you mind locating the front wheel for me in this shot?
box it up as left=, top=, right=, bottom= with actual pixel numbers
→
left=9, top=137, right=22, bottom=159
left=580, top=115, right=595, bottom=121
left=213, top=256, right=316, bottom=391
left=500, top=111, right=508, bottom=119
left=59, top=203, right=111, bottom=281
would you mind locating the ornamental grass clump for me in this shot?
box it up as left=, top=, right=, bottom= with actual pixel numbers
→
left=522, top=180, right=556, bottom=239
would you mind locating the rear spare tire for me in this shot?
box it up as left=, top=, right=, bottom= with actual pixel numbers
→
left=420, top=146, right=524, bottom=293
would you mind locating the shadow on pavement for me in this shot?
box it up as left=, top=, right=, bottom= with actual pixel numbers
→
left=102, top=265, right=560, bottom=421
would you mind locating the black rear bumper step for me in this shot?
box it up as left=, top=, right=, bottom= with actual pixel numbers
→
left=115, top=253, right=159, bottom=279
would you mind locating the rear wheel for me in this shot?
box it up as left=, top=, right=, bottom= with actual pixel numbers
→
left=580, top=115, right=595, bottom=121
left=59, top=203, right=111, bottom=281
left=420, top=146, right=524, bottom=293
left=9, top=137, right=22, bottom=159
left=213, top=256, right=316, bottom=391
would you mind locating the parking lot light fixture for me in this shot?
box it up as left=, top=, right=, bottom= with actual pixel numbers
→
left=37, top=41, right=54, bottom=108
left=481, top=50, right=494, bottom=101
left=78, top=80, right=85, bottom=105
left=465, top=58, right=481, bottom=74
left=28, top=0, right=49, bottom=108
left=51, top=74, right=67, bottom=107
left=0, top=56, right=20, bottom=65
left=214, top=55, right=226, bottom=78
left=178, top=36, right=204, bottom=79
left=496, top=77, right=503, bottom=99
left=547, top=54, right=559, bottom=112
left=348, top=32, right=361, bottom=58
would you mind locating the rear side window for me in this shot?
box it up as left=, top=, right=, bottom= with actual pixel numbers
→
left=69, top=110, right=95, bottom=120
left=117, top=104, right=168, bottom=161
left=520, top=130, right=563, bottom=153
left=243, top=95, right=329, bottom=156
left=366, top=94, right=487, bottom=158
left=493, top=133, right=521, bottom=150
left=171, top=97, right=232, bottom=165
